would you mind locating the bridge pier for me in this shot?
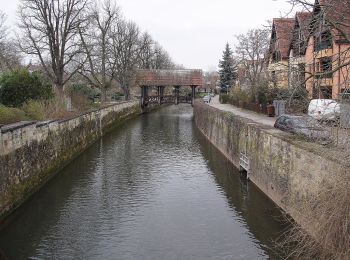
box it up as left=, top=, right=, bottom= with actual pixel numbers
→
left=174, top=86, right=180, bottom=105
left=141, top=85, right=149, bottom=108
left=158, top=86, right=165, bottom=105
left=191, top=85, right=196, bottom=106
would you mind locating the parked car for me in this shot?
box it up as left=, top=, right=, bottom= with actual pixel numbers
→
left=308, top=99, right=340, bottom=121
left=274, top=115, right=332, bottom=143
left=203, top=95, right=211, bottom=103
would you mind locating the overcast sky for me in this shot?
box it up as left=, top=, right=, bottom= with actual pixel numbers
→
left=0, top=0, right=294, bottom=71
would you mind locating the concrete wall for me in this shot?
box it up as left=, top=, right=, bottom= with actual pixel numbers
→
left=194, top=101, right=347, bottom=233
left=0, top=101, right=141, bottom=220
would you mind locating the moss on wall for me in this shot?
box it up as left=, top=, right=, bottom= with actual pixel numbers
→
left=0, top=102, right=143, bottom=222
left=193, top=100, right=348, bottom=235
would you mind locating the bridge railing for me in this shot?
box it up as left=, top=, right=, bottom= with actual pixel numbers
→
left=144, top=95, right=192, bottom=105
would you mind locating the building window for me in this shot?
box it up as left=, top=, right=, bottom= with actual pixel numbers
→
left=320, top=86, right=332, bottom=99
left=272, top=51, right=281, bottom=62
left=313, top=85, right=332, bottom=99
left=319, top=57, right=333, bottom=78
left=315, top=30, right=332, bottom=51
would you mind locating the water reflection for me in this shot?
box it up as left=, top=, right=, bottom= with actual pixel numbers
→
left=196, top=130, right=288, bottom=258
left=0, top=105, right=288, bottom=259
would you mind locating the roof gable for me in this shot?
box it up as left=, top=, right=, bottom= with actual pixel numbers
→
left=270, top=18, right=295, bottom=59
left=313, top=0, right=350, bottom=42
left=289, top=12, right=313, bottom=55
left=296, top=12, right=313, bottom=39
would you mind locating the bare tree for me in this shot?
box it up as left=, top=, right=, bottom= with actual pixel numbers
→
left=137, top=32, right=155, bottom=69
left=79, top=0, right=120, bottom=101
left=203, top=71, right=219, bottom=93
left=18, top=0, right=90, bottom=97
left=0, top=11, right=6, bottom=43
left=110, top=20, right=142, bottom=99
left=151, top=43, right=176, bottom=69
left=0, top=11, right=21, bottom=71
left=109, top=24, right=177, bottom=99
left=136, top=34, right=176, bottom=70
left=234, top=28, right=270, bottom=100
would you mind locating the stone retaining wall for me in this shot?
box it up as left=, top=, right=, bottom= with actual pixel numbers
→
left=193, top=101, right=347, bottom=234
left=0, top=101, right=141, bottom=220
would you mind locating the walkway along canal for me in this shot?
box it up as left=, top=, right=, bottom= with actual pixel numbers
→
left=0, top=105, right=290, bottom=259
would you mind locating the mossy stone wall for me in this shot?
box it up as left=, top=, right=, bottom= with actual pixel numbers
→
left=0, top=101, right=141, bottom=221
left=193, top=101, right=347, bottom=234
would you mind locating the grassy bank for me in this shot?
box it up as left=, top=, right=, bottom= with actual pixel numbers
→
left=0, top=98, right=102, bottom=125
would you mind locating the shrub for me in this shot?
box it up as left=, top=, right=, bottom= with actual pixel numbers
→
left=257, top=88, right=268, bottom=105
left=219, top=94, right=230, bottom=104
left=67, top=84, right=99, bottom=101
left=0, top=69, right=53, bottom=107
left=0, top=105, right=27, bottom=124
left=111, top=92, right=125, bottom=101
left=42, top=98, right=75, bottom=119
left=21, top=100, right=45, bottom=121
left=24, top=98, right=76, bottom=121
left=71, top=94, right=92, bottom=112
left=230, top=87, right=249, bottom=103
left=196, top=92, right=208, bottom=99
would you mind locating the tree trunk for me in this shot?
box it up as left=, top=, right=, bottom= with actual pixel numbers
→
left=54, top=84, right=64, bottom=100
left=54, top=83, right=71, bottom=110
left=122, top=85, right=130, bottom=100
left=101, top=88, right=107, bottom=103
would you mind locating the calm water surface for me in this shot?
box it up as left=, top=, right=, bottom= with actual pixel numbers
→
left=0, top=105, right=288, bottom=259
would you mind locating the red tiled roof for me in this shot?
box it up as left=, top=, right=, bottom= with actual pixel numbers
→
left=296, top=12, right=313, bottom=39
left=271, top=18, right=295, bottom=59
left=136, top=69, right=203, bottom=86
left=316, top=0, right=350, bottom=42
left=289, top=12, right=313, bottom=55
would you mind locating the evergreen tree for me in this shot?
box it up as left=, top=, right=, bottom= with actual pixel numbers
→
left=218, top=43, right=236, bottom=93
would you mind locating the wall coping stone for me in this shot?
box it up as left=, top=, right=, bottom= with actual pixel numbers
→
left=35, top=120, right=57, bottom=128
left=1, top=121, right=37, bottom=134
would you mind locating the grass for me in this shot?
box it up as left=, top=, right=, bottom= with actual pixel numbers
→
left=0, top=96, right=98, bottom=125
left=196, top=92, right=209, bottom=98
left=0, top=105, right=28, bottom=124
left=21, top=100, right=45, bottom=121
left=0, top=92, right=110, bottom=125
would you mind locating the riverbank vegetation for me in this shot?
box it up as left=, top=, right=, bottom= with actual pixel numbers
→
left=0, top=0, right=179, bottom=125
left=0, top=68, right=85, bottom=124
left=278, top=170, right=350, bottom=259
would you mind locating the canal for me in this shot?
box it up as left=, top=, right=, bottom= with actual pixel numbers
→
left=0, top=105, right=289, bottom=259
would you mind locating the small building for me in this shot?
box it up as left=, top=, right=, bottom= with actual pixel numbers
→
left=268, top=18, right=295, bottom=88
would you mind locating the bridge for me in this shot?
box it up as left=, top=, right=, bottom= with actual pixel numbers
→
left=136, top=69, right=203, bottom=108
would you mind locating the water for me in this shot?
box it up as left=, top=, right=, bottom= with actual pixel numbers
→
left=0, top=105, right=288, bottom=259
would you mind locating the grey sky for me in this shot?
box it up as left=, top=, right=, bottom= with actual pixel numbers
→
left=0, top=0, right=294, bottom=70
